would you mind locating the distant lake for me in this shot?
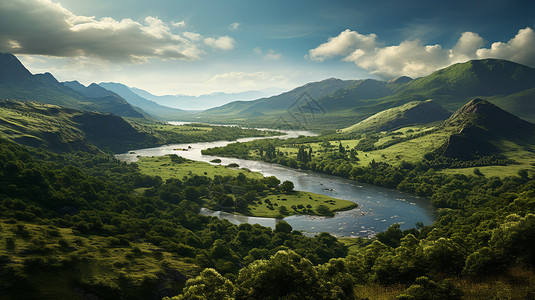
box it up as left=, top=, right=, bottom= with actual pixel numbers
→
left=116, top=128, right=435, bottom=237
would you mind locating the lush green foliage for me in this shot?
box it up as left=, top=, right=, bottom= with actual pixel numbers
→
left=0, top=138, right=349, bottom=298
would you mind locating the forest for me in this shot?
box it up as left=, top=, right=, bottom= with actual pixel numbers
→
left=2, top=123, right=535, bottom=298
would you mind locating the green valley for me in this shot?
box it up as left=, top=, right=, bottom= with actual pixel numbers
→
left=1, top=49, right=535, bottom=300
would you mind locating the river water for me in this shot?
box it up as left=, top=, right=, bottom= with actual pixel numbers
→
left=116, top=129, right=435, bottom=237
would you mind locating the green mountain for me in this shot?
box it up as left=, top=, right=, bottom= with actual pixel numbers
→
left=197, top=59, right=535, bottom=128
left=392, top=59, right=535, bottom=110
left=0, top=100, right=157, bottom=153
left=439, top=98, right=535, bottom=159
left=342, top=100, right=451, bottom=133
left=0, top=53, right=142, bottom=118
left=198, top=78, right=357, bottom=118
left=98, top=82, right=193, bottom=120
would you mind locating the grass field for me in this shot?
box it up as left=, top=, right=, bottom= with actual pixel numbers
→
left=246, top=191, right=358, bottom=218
left=136, top=155, right=264, bottom=180
left=135, top=155, right=357, bottom=218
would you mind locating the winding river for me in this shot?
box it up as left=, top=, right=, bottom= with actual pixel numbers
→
left=116, top=128, right=435, bottom=237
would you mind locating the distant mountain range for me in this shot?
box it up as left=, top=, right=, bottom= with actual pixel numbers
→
left=2, top=52, right=535, bottom=133
left=0, top=53, right=142, bottom=118
left=98, top=82, right=192, bottom=120
left=129, top=87, right=274, bottom=110
left=194, top=59, right=535, bottom=129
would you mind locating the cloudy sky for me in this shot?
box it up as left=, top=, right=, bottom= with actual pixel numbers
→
left=1, top=0, right=534, bottom=96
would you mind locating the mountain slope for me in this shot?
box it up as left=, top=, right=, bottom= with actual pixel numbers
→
left=0, top=100, right=156, bottom=153
left=98, top=82, right=192, bottom=120
left=342, top=100, right=451, bottom=133
left=197, top=59, right=535, bottom=129
left=439, top=99, right=535, bottom=159
left=0, top=53, right=142, bottom=118
left=201, top=78, right=357, bottom=116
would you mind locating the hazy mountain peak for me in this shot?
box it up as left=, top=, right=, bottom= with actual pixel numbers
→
left=0, top=52, right=33, bottom=82
left=388, top=76, right=412, bottom=85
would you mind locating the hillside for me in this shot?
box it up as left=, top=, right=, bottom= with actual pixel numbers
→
left=0, top=53, right=142, bottom=118
left=196, top=59, right=535, bottom=129
left=0, top=100, right=156, bottom=153
left=439, top=98, right=535, bottom=159
left=342, top=100, right=451, bottom=133
left=98, top=82, right=193, bottom=120
left=198, top=78, right=357, bottom=118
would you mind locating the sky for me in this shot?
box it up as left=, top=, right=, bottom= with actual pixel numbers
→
left=1, top=0, right=534, bottom=96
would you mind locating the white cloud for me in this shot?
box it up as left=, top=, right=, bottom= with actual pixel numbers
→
left=171, top=20, right=186, bottom=27
left=309, top=29, right=378, bottom=61
left=183, top=32, right=202, bottom=41
left=476, top=27, right=535, bottom=66
left=204, top=36, right=235, bottom=50
left=0, top=0, right=234, bottom=62
left=309, top=27, right=535, bottom=79
left=229, top=22, right=240, bottom=31
left=254, top=48, right=282, bottom=60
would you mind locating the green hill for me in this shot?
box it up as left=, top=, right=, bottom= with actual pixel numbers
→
left=0, top=53, right=143, bottom=118
left=196, top=59, right=535, bottom=129
left=439, top=98, right=535, bottom=159
left=342, top=100, right=451, bottom=133
left=0, top=100, right=158, bottom=153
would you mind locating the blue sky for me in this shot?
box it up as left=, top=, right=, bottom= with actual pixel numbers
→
left=1, top=0, right=534, bottom=95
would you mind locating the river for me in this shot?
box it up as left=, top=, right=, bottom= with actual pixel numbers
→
left=115, top=128, right=435, bottom=238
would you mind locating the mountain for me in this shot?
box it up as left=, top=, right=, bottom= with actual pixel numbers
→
left=393, top=59, right=535, bottom=111
left=198, top=59, right=535, bottom=129
left=0, top=53, right=142, bottom=118
left=98, top=82, right=192, bottom=120
left=342, top=100, right=451, bottom=133
left=131, top=87, right=272, bottom=110
left=194, top=78, right=359, bottom=127
left=439, top=99, right=535, bottom=159
left=0, top=100, right=158, bottom=153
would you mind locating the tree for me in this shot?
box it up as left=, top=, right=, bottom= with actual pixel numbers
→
left=473, top=168, right=484, bottom=177
left=236, top=250, right=329, bottom=299
left=262, top=176, right=280, bottom=188
left=316, top=204, right=333, bottom=216
left=280, top=180, right=294, bottom=193
left=168, top=268, right=236, bottom=300
left=376, top=223, right=403, bottom=248
left=338, top=142, right=346, bottom=154
left=184, top=186, right=201, bottom=201
left=274, top=220, right=292, bottom=233
left=396, top=276, right=462, bottom=300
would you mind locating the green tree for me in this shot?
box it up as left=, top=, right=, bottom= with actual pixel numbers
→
left=280, top=180, right=294, bottom=193
left=168, top=268, right=236, bottom=300
left=236, top=250, right=329, bottom=299
left=274, top=220, right=292, bottom=233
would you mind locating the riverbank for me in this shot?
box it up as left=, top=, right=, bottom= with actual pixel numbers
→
left=135, top=155, right=358, bottom=218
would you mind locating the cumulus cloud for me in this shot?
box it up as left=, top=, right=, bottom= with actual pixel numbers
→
left=476, top=27, right=535, bottom=66
left=204, top=36, right=235, bottom=50
left=309, top=27, right=535, bottom=79
left=309, top=29, right=379, bottom=61
left=0, top=0, right=234, bottom=62
left=254, top=48, right=282, bottom=60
